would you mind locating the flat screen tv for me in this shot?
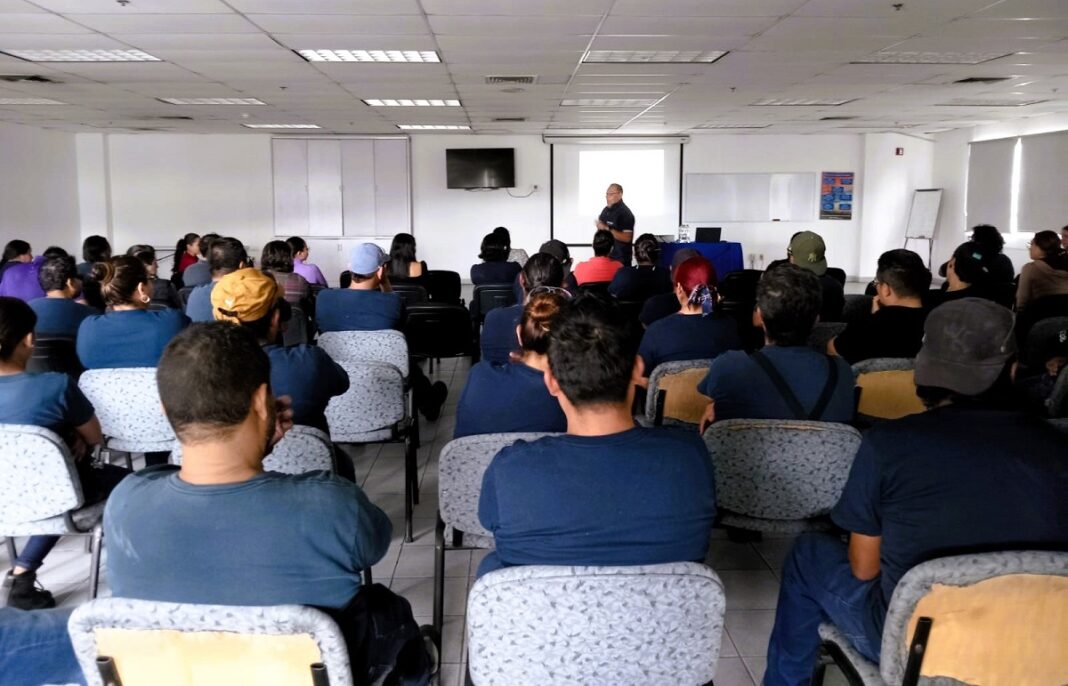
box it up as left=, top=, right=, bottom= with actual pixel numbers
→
left=446, top=148, right=515, bottom=189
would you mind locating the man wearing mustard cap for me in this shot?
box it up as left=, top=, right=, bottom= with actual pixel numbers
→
left=787, top=230, right=844, bottom=322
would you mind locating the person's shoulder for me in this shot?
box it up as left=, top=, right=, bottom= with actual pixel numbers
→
left=153, top=307, right=189, bottom=326
left=111, top=465, right=177, bottom=499
left=636, top=426, right=706, bottom=451
left=709, top=348, right=750, bottom=370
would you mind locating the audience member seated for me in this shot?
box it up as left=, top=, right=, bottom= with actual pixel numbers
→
left=698, top=265, right=854, bottom=428
left=764, top=298, right=1068, bottom=686
left=386, top=232, right=429, bottom=285
left=76, top=256, right=190, bottom=369
left=938, top=224, right=1015, bottom=285
left=128, top=244, right=182, bottom=310
left=1017, top=229, right=1068, bottom=311
left=639, top=248, right=700, bottom=327
left=933, top=241, right=1001, bottom=306
left=480, top=253, right=564, bottom=364
left=0, top=297, right=129, bottom=610
left=829, top=249, right=931, bottom=364
left=573, top=230, right=623, bottom=286
left=1062, top=224, right=1068, bottom=249
left=184, top=237, right=248, bottom=322
left=0, top=607, right=83, bottom=685
left=260, top=240, right=311, bottom=307
left=287, top=236, right=328, bottom=288
left=476, top=293, right=717, bottom=577
left=181, top=233, right=216, bottom=289
left=455, top=291, right=569, bottom=438
left=316, top=244, right=447, bottom=420
left=28, top=255, right=98, bottom=338
left=77, top=235, right=111, bottom=280
left=637, top=256, right=741, bottom=381
left=608, top=233, right=672, bottom=301
left=212, top=268, right=348, bottom=438
left=785, top=231, right=844, bottom=322
left=471, top=232, right=522, bottom=285
left=539, top=238, right=577, bottom=289
left=104, top=321, right=390, bottom=611
left=171, top=232, right=200, bottom=285
left=494, top=226, right=529, bottom=267
left=765, top=232, right=803, bottom=273
left=0, top=240, right=45, bottom=302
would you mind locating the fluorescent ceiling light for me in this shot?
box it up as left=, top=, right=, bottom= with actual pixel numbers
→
left=243, top=124, right=321, bottom=129
left=852, top=51, right=1013, bottom=65
left=159, top=97, right=267, bottom=105
left=582, top=50, right=728, bottom=64
left=751, top=97, right=856, bottom=106
left=397, top=124, right=471, bottom=130
left=0, top=97, right=66, bottom=105
left=297, top=49, right=440, bottom=63
left=696, top=123, right=770, bottom=129
left=937, top=97, right=1047, bottom=107
left=0, top=48, right=160, bottom=62
left=561, top=98, right=657, bottom=107
left=363, top=99, right=460, bottom=107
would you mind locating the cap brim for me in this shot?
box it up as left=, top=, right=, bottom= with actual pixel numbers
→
left=914, top=350, right=1009, bottom=396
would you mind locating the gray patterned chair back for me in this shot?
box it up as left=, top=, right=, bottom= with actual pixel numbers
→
left=0, top=424, right=83, bottom=529
left=325, top=360, right=406, bottom=443
left=439, top=433, right=558, bottom=540
left=467, top=562, right=726, bottom=686
left=68, top=597, right=353, bottom=686
left=702, top=419, right=861, bottom=522
left=879, top=550, right=1068, bottom=686
left=850, top=357, right=915, bottom=377
left=78, top=368, right=176, bottom=453
left=1047, top=365, right=1068, bottom=417
left=643, top=358, right=713, bottom=427
left=170, top=425, right=335, bottom=475
left=318, top=330, right=409, bottom=379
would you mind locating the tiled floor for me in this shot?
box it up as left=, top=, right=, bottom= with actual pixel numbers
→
left=1, top=354, right=854, bottom=686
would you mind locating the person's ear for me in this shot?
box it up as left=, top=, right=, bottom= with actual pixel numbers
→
left=251, top=383, right=271, bottom=424
left=21, top=331, right=33, bottom=351
left=753, top=307, right=765, bottom=330
left=518, top=272, right=526, bottom=291
left=544, top=366, right=563, bottom=399
left=515, top=324, right=523, bottom=348
left=631, top=355, right=645, bottom=384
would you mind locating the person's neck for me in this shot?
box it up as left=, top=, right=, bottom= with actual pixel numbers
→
left=112, top=303, right=144, bottom=312
left=45, top=290, right=69, bottom=299
left=178, top=431, right=265, bottom=485
left=881, top=294, right=923, bottom=309
left=520, top=351, right=549, bottom=372
left=564, top=402, right=635, bottom=437
left=946, top=278, right=969, bottom=293
left=679, top=303, right=703, bottom=316
left=348, top=281, right=378, bottom=291
left=0, top=361, right=26, bottom=377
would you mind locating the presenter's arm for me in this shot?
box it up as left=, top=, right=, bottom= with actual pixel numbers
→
left=610, top=228, right=633, bottom=243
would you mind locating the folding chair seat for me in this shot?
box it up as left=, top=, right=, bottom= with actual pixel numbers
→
left=643, top=359, right=713, bottom=428
left=851, top=358, right=924, bottom=423
left=78, top=368, right=175, bottom=466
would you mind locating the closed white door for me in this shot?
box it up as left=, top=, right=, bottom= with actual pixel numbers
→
left=341, top=140, right=376, bottom=237
left=373, top=138, right=410, bottom=238
left=307, top=140, right=343, bottom=236
left=272, top=138, right=309, bottom=236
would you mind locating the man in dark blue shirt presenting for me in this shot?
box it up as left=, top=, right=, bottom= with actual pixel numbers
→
left=597, top=183, right=636, bottom=266
left=764, top=298, right=1068, bottom=686
left=477, top=292, right=717, bottom=577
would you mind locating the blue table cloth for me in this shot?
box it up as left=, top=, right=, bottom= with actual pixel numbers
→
left=660, top=242, right=745, bottom=277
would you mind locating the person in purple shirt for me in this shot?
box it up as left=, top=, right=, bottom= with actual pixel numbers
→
left=0, top=240, right=45, bottom=301
left=287, top=236, right=328, bottom=288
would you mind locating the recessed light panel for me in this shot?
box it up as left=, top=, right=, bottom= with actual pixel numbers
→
left=0, top=97, right=66, bottom=105
left=696, top=123, right=770, bottom=129
left=0, top=49, right=161, bottom=62
left=297, top=49, right=440, bottom=63
left=243, top=124, right=321, bottom=129
left=937, top=97, right=1047, bottom=107
left=397, top=124, right=471, bottom=130
left=852, top=51, right=1013, bottom=65
left=561, top=98, right=657, bottom=107
left=751, top=97, right=855, bottom=106
left=363, top=99, right=460, bottom=107
left=582, top=50, right=728, bottom=64
left=159, top=97, right=267, bottom=105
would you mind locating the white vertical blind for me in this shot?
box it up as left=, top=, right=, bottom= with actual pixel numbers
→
left=373, top=138, right=411, bottom=237
left=271, top=138, right=309, bottom=236
left=966, top=138, right=1016, bottom=233
left=340, top=140, right=375, bottom=236
left=1018, top=130, right=1068, bottom=233
left=307, top=140, right=343, bottom=237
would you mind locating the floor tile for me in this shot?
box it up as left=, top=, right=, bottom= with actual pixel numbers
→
left=389, top=575, right=468, bottom=617
left=393, top=546, right=471, bottom=579
left=725, top=610, right=777, bottom=657
left=753, top=537, right=797, bottom=579
left=743, top=655, right=767, bottom=685
left=706, top=541, right=772, bottom=571
left=719, top=570, right=782, bottom=611
left=714, top=657, right=756, bottom=686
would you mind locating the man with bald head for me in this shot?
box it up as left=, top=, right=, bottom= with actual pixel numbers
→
left=597, top=183, right=636, bottom=266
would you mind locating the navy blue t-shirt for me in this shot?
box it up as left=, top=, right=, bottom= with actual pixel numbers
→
left=471, top=261, right=521, bottom=286
left=184, top=282, right=216, bottom=322
left=609, top=265, right=672, bottom=301
left=182, top=260, right=211, bottom=288
left=77, top=308, right=190, bottom=369
left=315, top=288, right=403, bottom=333
left=264, top=344, right=349, bottom=434
left=638, top=313, right=741, bottom=375
left=0, top=372, right=95, bottom=436
left=480, top=304, right=522, bottom=364
left=28, top=298, right=99, bottom=338
left=698, top=345, right=855, bottom=422
left=832, top=406, right=1068, bottom=638
left=105, top=466, right=392, bottom=609
left=454, top=361, right=566, bottom=439
left=477, top=427, right=717, bottom=576
left=639, top=292, right=680, bottom=327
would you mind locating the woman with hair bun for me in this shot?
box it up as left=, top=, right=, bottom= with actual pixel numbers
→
left=637, top=256, right=741, bottom=382
left=76, top=256, right=189, bottom=370
left=608, top=233, right=671, bottom=301
left=454, top=290, right=569, bottom=438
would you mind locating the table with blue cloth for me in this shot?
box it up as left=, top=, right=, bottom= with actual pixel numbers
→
left=660, top=241, right=745, bottom=277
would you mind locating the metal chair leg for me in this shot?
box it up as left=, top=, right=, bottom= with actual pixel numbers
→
left=433, top=515, right=445, bottom=634
left=404, top=435, right=415, bottom=543
left=88, top=525, right=104, bottom=599
left=5, top=537, right=17, bottom=562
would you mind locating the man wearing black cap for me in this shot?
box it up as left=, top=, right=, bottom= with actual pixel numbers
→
left=765, top=298, right=1068, bottom=686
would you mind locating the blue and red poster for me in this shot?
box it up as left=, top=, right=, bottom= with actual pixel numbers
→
left=820, top=171, right=854, bottom=220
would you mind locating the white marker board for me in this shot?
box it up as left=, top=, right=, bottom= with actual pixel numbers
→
left=905, top=189, right=942, bottom=239
left=683, top=172, right=817, bottom=223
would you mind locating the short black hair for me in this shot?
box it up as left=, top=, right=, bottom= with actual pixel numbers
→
left=875, top=249, right=931, bottom=299
left=82, top=235, right=111, bottom=263
left=491, top=226, right=511, bottom=249
left=0, top=296, right=36, bottom=362
left=199, top=233, right=220, bottom=259
left=970, top=224, right=1004, bottom=254
left=633, top=233, right=661, bottom=265
left=286, top=236, right=307, bottom=254
left=38, top=255, right=78, bottom=292
left=547, top=292, right=636, bottom=407
left=157, top=322, right=271, bottom=444
left=951, top=241, right=992, bottom=285
left=210, top=237, right=248, bottom=275
left=757, top=264, right=822, bottom=346
left=592, top=229, right=614, bottom=257
left=43, top=246, right=68, bottom=260
left=127, top=244, right=156, bottom=264
left=522, top=252, right=564, bottom=291
left=261, top=240, right=294, bottom=273
left=479, top=233, right=509, bottom=262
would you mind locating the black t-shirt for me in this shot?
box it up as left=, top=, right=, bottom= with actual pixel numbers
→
left=832, top=305, right=927, bottom=364
left=599, top=201, right=635, bottom=264
left=819, top=274, right=845, bottom=323
left=609, top=265, right=672, bottom=302
left=471, top=261, right=522, bottom=286
left=639, top=292, right=680, bottom=327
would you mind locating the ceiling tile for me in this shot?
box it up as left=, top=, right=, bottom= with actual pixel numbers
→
left=598, top=16, right=778, bottom=36
left=0, top=0, right=45, bottom=12
left=610, top=0, right=806, bottom=17
left=31, top=0, right=233, bottom=12
left=428, top=15, right=603, bottom=36
left=794, top=0, right=997, bottom=19
left=228, top=0, right=422, bottom=13
left=273, top=33, right=437, bottom=51
left=116, top=33, right=282, bottom=50
left=423, top=0, right=611, bottom=14
left=247, top=14, right=428, bottom=35
left=0, top=13, right=91, bottom=33
left=64, top=13, right=259, bottom=34
left=0, top=32, right=129, bottom=49
left=973, top=0, right=1068, bottom=19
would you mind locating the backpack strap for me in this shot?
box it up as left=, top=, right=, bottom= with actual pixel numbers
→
left=751, top=350, right=841, bottom=421
left=809, top=355, right=840, bottom=421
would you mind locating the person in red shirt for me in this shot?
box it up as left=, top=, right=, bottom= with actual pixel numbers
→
left=173, top=232, right=200, bottom=277
left=573, top=230, right=623, bottom=285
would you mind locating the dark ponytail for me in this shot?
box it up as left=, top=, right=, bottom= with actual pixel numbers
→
left=0, top=239, right=31, bottom=271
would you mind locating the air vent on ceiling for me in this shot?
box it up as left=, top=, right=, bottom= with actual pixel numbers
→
left=953, top=76, right=1011, bottom=84
left=0, top=74, right=58, bottom=83
left=492, top=116, right=527, bottom=122
left=485, top=75, right=537, bottom=85
left=820, top=116, right=858, bottom=121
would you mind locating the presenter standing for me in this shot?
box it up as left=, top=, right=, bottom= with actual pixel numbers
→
left=597, top=183, right=636, bottom=266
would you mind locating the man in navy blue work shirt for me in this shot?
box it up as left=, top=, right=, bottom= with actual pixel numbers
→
left=477, top=293, right=717, bottom=577
left=28, top=255, right=98, bottom=338
left=480, top=252, right=564, bottom=364
left=185, top=236, right=247, bottom=322
left=597, top=183, right=636, bottom=266
left=764, top=298, right=1068, bottom=686
left=316, top=243, right=404, bottom=333
left=105, top=322, right=391, bottom=610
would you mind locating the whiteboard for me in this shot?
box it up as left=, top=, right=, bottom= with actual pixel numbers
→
left=683, top=172, right=817, bottom=223
left=905, top=189, right=943, bottom=239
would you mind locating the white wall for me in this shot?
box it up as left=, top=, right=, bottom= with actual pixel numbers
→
left=0, top=121, right=81, bottom=255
